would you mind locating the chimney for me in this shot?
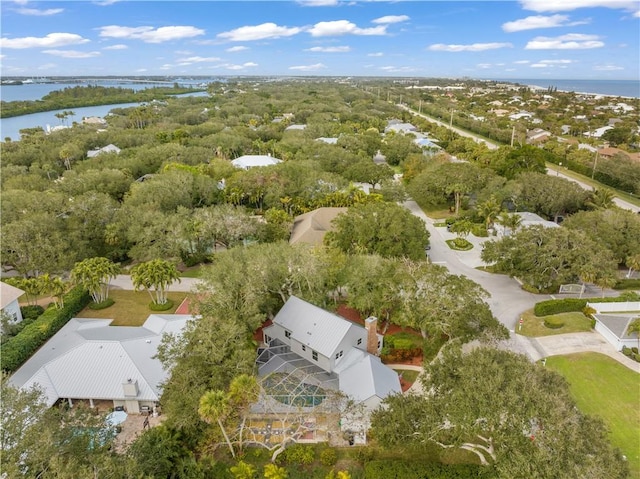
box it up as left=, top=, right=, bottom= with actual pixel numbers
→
left=364, top=317, right=379, bottom=355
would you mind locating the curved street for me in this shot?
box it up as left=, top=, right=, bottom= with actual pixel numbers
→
left=403, top=200, right=639, bottom=371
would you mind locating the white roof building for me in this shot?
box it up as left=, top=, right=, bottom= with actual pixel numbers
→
left=231, top=154, right=283, bottom=169
left=87, top=144, right=121, bottom=158
left=260, top=296, right=401, bottom=411
left=9, top=315, right=192, bottom=413
left=1, top=281, right=25, bottom=324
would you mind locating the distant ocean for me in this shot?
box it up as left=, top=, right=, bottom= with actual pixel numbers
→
left=492, top=79, right=639, bottom=98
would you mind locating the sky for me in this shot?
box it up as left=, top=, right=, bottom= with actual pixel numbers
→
left=1, top=0, right=639, bottom=80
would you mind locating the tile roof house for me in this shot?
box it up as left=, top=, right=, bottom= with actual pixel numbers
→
left=231, top=154, right=283, bottom=169
left=289, top=207, right=347, bottom=246
left=0, top=281, right=25, bottom=324
left=9, top=314, right=192, bottom=413
left=87, top=144, right=121, bottom=158
left=259, top=296, right=401, bottom=411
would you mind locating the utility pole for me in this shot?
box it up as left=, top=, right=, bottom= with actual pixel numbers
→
left=399, top=95, right=402, bottom=105
left=418, top=99, right=422, bottom=114
left=387, top=91, right=390, bottom=102
left=449, top=109, right=454, bottom=129
left=591, top=151, right=598, bottom=179
left=510, top=126, right=515, bottom=147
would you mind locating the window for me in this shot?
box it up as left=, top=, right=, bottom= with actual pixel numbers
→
left=265, top=335, right=271, bottom=344
left=312, top=350, right=318, bottom=361
left=302, top=345, right=306, bottom=352
left=357, top=338, right=362, bottom=346
left=285, top=330, right=291, bottom=339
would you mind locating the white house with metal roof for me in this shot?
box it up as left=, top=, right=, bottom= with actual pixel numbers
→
left=260, top=296, right=401, bottom=411
left=231, top=154, right=282, bottom=169
left=87, top=144, right=121, bottom=158
left=588, top=301, right=639, bottom=351
left=9, top=314, right=191, bottom=414
left=0, top=281, right=25, bottom=324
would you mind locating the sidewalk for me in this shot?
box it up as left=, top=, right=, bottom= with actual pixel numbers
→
left=110, top=274, right=202, bottom=292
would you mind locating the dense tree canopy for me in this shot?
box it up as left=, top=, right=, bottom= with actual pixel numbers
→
left=325, top=202, right=429, bottom=259
left=371, top=347, right=629, bottom=479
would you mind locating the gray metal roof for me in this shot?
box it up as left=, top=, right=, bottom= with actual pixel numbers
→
left=272, top=296, right=360, bottom=358
left=334, top=349, right=401, bottom=402
left=231, top=155, right=282, bottom=169
left=9, top=315, right=192, bottom=406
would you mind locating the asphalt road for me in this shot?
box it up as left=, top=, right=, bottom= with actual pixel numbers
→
left=399, top=104, right=640, bottom=214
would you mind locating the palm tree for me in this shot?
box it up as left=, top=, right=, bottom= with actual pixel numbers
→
left=586, top=188, right=615, bottom=210
left=594, top=273, right=617, bottom=298
left=198, top=390, right=235, bottom=458
left=263, top=464, right=288, bottom=479
left=477, top=195, right=502, bottom=230
left=38, top=274, right=67, bottom=309
left=228, top=374, right=260, bottom=454
left=496, top=212, right=522, bottom=237
left=230, top=461, right=256, bottom=479
left=627, top=317, right=640, bottom=351
left=130, top=259, right=181, bottom=305
left=578, top=266, right=597, bottom=299
left=71, top=257, right=121, bottom=304
left=625, top=253, right=640, bottom=279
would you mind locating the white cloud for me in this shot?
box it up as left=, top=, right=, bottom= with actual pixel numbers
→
left=514, top=60, right=531, bottom=64
left=225, top=62, right=258, bottom=70
left=530, top=63, right=549, bottom=68
left=177, top=56, right=222, bottom=65
left=289, top=62, right=327, bottom=71
left=217, top=23, right=301, bottom=41
left=306, top=46, right=351, bottom=52
left=502, top=14, right=572, bottom=32
left=477, top=63, right=492, bottom=69
left=308, top=20, right=387, bottom=36
left=226, top=45, right=249, bottom=52
left=368, top=52, right=384, bottom=57
left=525, top=33, right=604, bottom=49
left=94, top=0, right=120, bottom=5
left=380, top=65, right=416, bottom=73
left=594, top=64, right=624, bottom=71
left=520, top=0, right=637, bottom=12
left=42, top=49, right=101, bottom=58
left=428, top=42, right=513, bottom=52
left=297, top=0, right=339, bottom=5
left=372, top=15, right=410, bottom=24
left=634, top=9, right=640, bottom=17
left=98, top=25, right=205, bottom=43
left=538, top=59, right=574, bottom=64
left=103, top=44, right=127, bottom=50
left=0, top=33, right=89, bottom=49
left=15, top=7, right=64, bottom=16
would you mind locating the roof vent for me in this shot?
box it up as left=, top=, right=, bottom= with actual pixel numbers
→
left=146, top=339, right=152, bottom=344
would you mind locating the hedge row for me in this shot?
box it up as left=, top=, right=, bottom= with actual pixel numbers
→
left=534, top=294, right=640, bottom=317
left=364, top=460, right=490, bottom=479
left=1, top=286, right=90, bottom=372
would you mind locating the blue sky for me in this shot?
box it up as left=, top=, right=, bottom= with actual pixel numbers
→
left=1, top=0, right=639, bottom=80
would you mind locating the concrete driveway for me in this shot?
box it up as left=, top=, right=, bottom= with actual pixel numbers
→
left=110, top=274, right=202, bottom=292
left=534, top=332, right=640, bottom=373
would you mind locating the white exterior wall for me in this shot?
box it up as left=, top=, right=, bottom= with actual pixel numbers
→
left=589, top=302, right=640, bottom=313
left=330, top=328, right=368, bottom=371
left=594, top=320, right=624, bottom=350
left=3, top=299, right=23, bottom=323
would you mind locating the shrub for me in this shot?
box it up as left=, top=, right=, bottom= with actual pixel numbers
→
left=149, top=299, right=174, bottom=311
left=279, top=444, right=314, bottom=466
left=320, top=448, right=337, bottom=467
left=1, top=286, right=90, bottom=372
left=535, top=295, right=640, bottom=317
left=392, top=338, right=414, bottom=350
left=20, top=305, right=45, bottom=321
left=614, top=278, right=640, bottom=290
left=543, top=317, right=564, bottom=329
left=534, top=299, right=587, bottom=316
left=632, top=347, right=639, bottom=355
left=622, top=346, right=632, bottom=357
left=88, top=298, right=115, bottom=310
left=363, top=460, right=487, bottom=479
left=352, top=446, right=376, bottom=464
left=471, top=224, right=488, bottom=237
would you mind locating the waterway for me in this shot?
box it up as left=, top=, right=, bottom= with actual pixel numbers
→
left=0, top=87, right=209, bottom=141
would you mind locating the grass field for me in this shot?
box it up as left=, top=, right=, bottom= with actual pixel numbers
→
left=517, top=309, right=593, bottom=337
left=546, top=353, right=640, bottom=478
left=76, top=290, right=193, bottom=326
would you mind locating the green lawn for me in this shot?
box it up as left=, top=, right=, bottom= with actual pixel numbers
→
left=392, top=368, right=420, bottom=383
left=179, top=265, right=211, bottom=278
left=517, top=309, right=593, bottom=337
left=546, top=353, right=640, bottom=478
left=76, top=290, right=192, bottom=326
